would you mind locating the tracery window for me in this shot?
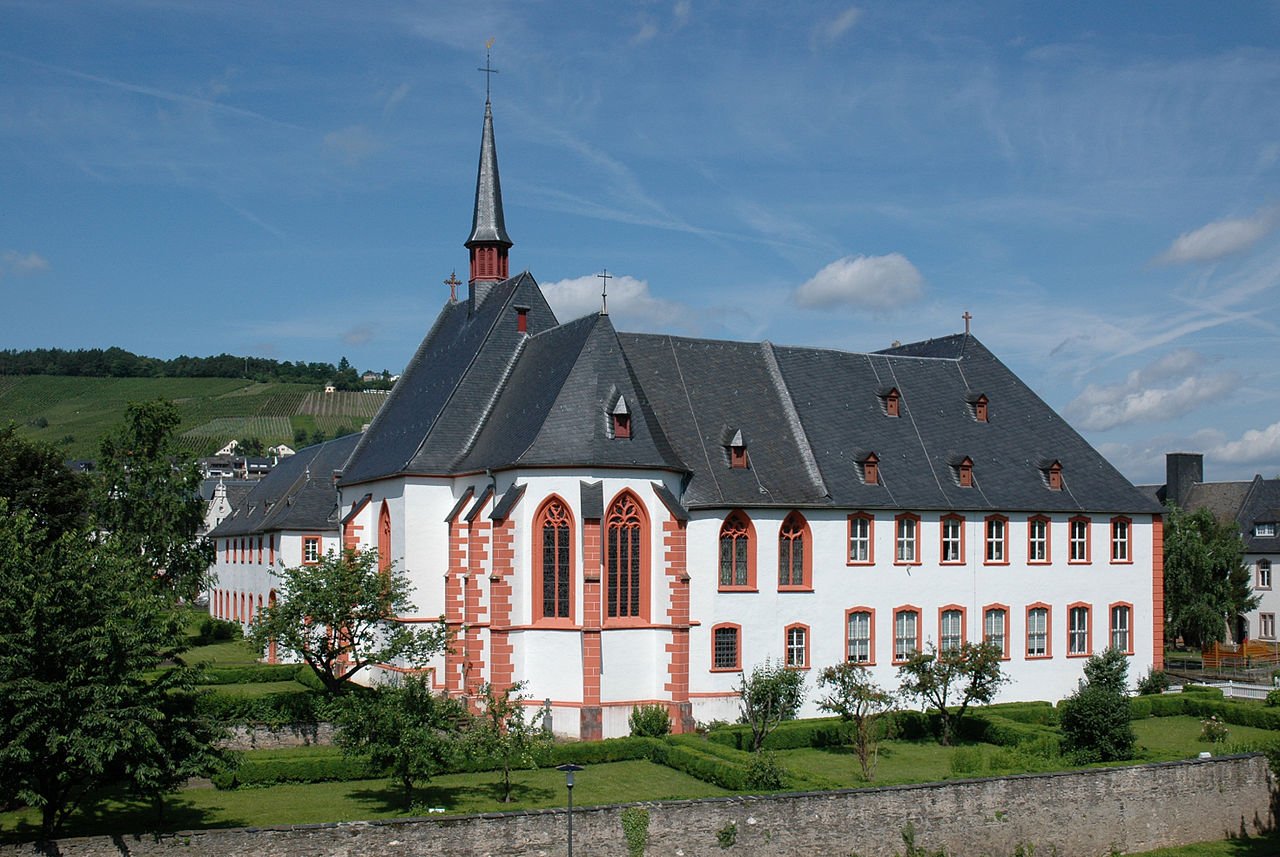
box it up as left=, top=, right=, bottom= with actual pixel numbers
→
left=719, top=511, right=753, bottom=588
left=606, top=493, right=645, bottom=620
left=537, top=498, right=573, bottom=620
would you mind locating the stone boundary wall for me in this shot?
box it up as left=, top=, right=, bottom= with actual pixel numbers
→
left=220, top=723, right=336, bottom=751
left=4, top=754, right=1273, bottom=857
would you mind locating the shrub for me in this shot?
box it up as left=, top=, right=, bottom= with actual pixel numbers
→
left=1199, top=715, right=1230, bottom=743
left=197, top=664, right=303, bottom=685
left=949, top=746, right=983, bottom=775
left=212, top=754, right=374, bottom=789
left=1181, top=684, right=1225, bottom=698
left=743, top=750, right=787, bottom=791
left=1059, top=650, right=1136, bottom=763
left=629, top=703, right=672, bottom=737
left=1267, top=689, right=1280, bottom=708
left=1136, top=669, right=1171, bottom=696
left=195, top=616, right=242, bottom=645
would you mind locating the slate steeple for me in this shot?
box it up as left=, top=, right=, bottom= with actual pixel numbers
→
left=465, top=98, right=513, bottom=303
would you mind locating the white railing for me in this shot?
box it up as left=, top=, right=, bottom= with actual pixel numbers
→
left=1171, top=681, right=1274, bottom=701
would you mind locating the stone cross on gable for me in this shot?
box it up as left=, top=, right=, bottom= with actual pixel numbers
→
left=598, top=269, right=612, bottom=315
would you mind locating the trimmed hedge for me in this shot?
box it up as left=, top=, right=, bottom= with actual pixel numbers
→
left=196, top=688, right=344, bottom=726
left=706, top=717, right=851, bottom=752
left=198, top=664, right=308, bottom=685
left=213, top=754, right=374, bottom=789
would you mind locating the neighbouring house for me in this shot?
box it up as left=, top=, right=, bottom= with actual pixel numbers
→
left=206, top=95, right=1164, bottom=739
left=1145, top=452, right=1280, bottom=644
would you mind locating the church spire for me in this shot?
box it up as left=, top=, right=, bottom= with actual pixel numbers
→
left=465, top=96, right=512, bottom=301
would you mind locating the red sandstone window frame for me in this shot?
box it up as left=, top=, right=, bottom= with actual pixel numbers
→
left=845, top=607, right=875, bottom=665
left=1259, top=559, right=1273, bottom=590
left=895, top=513, right=921, bottom=565
left=604, top=490, right=650, bottom=626
left=777, top=511, right=813, bottom=591
left=983, top=604, right=1011, bottom=660
left=711, top=622, right=742, bottom=672
left=892, top=605, right=922, bottom=663
left=1067, top=602, right=1092, bottom=658
left=302, top=535, right=322, bottom=565
left=269, top=533, right=275, bottom=566
left=940, top=514, right=965, bottom=564
left=1027, top=516, right=1051, bottom=564
left=1110, top=517, right=1132, bottom=564
left=718, top=510, right=757, bottom=591
left=534, top=495, right=576, bottom=625
left=378, top=500, right=392, bottom=576
left=1261, top=613, right=1277, bottom=640
left=257, top=536, right=263, bottom=564
left=939, top=605, right=967, bottom=652
left=1068, top=516, right=1091, bottom=564
left=1109, top=601, right=1134, bottom=655
left=984, top=515, right=1009, bottom=565
left=847, top=513, right=874, bottom=565
left=1026, top=603, right=1052, bottom=659
left=784, top=623, right=811, bottom=669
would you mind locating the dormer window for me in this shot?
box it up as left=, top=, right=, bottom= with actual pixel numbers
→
left=516, top=305, right=529, bottom=333
left=968, top=393, right=989, bottom=423
left=954, top=456, right=974, bottom=488
left=612, top=396, right=631, bottom=439
left=727, top=429, right=748, bottom=469
left=861, top=452, right=879, bottom=486
left=1039, top=459, right=1063, bottom=491
left=1257, top=522, right=1277, bottom=538
left=879, top=387, right=901, bottom=418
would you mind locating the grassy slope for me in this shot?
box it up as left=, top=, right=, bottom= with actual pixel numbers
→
left=0, top=376, right=386, bottom=459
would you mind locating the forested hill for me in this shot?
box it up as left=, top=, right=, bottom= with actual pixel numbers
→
left=0, top=346, right=391, bottom=389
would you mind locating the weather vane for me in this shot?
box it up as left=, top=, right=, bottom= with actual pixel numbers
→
left=479, top=38, right=498, bottom=102
left=598, top=269, right=612, bottom=315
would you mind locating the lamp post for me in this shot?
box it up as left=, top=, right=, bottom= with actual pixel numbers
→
left=556, top=763, right=584, bottom=857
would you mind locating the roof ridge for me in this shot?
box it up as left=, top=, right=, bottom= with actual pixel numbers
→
left=453, top=334, right=530, bottom=466
left=761, top=341, right=828, bottom=499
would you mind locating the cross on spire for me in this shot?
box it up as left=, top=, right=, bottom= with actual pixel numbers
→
left=963, top=311, right=972, bottom=334
left=598, top=269, right=612, bottom=315
left=445, top=270, right=462, bottom=302
left=478, top=38, right=499, bottom=102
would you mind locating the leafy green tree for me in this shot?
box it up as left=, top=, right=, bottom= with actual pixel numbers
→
left=816, top=661, right=896, bottom=781
left=95, top=399, right=213, bottom=600
left=1059, top=648, right=1136, bottom=763
left=897, top=641, right=1008, bottom=745
left=737, top=659, right=806, bottom=752
left=467, top=681, right=551, bottom=802
left=0, top=507, right=226, bottom=837
left=249, top=548, right=448, bottom=696
left=338, top=674, right=467, bottom=810
left=1163, top=504, right=1257, bottom=647
left=0, top=423, right=91, bottom=539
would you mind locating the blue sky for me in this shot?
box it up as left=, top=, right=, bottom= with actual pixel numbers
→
left=2, top=1, right=1279, bottom=485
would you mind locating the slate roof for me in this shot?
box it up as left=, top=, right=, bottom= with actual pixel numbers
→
left=210, top=433, right=362, bottom=538
left=465, top=100, right=512, bottom=249
left=1236, top=476, right=1280, bottom=553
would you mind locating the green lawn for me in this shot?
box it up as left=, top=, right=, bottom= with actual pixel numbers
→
left=1133, top=833, right=1280, bottom=856
left=180, top=638, right=262, bottom=667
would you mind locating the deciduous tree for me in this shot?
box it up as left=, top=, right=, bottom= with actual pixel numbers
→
left=1059, top=648, right=1136, bottom=763
left=737, top=659, right=806, bottom=752
left=467, top=681, right=551, bottom=802
left=816, top=661, right=896, bottom=781
left=1163, top=503, right=1257, bottom=647
left=897, top=641, right=1008, bottom=745
left=249, top=547, right=448, bottom=695
left=0, top=424, right=90, bottom=540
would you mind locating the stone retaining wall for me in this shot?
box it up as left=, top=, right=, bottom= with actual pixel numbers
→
left=4, top=754, right=1273, bottom=857
left=220, top=722, right=336, bottom=751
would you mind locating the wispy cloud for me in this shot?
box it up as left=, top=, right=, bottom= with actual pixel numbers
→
left=321, top=125, right=382, bottom=165
left=812, top=6, right=861, bottom=49
left=1066, top=349, right=1238, bottom=430
left=542, top=273, right=694, bottom=331
left=1, top=250, right=50, bottom=277
left=1153, top=208, right=1280, bottom=266
left=382, top=82, right=411, bottom=117
left=793, top=254, right=924, bottom=311
left=343, top=322, right=377, bottom=346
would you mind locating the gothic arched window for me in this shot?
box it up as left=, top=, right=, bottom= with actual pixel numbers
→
left=606, top=492, right=647, bottom=621
left=535, top=497, right=573, bottom=621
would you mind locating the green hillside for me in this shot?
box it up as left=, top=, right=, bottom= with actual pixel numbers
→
left=0, top=376, right=388, bottom=460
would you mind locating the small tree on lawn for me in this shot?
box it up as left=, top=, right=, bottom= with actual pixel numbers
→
left=338, top=673, right=467, bottom=810
left=250, top=547, right=448, bottom=695
left=816, top=661, right=896, bottom=781
left=897, top=641, right=1008, bottom=746
left=467, top=681, right=551, bottom=803
left=738, top=659, right=806, bottom=752
left=1058, top=647, right=1135, bottom=763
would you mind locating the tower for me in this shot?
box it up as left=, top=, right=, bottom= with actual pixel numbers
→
left=464, top=98, right=513, bottom=303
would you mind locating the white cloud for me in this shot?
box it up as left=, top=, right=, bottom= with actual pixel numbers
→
left=822, top=6, right=862, bottom=44
left=1153, top=208, right=1280, bottom=266
left=321, top=125, right=381, bottom=165
left=632, top=22, right=658, bottom=43
left=2, top=250, right=50, bottom=276
left=793, top=254, right=924, bottom=311
left=1066, top=349, right=1238, bottom=431
left=383, top=82, right=411, bottom=117
left=1210, top=421, right=1280, bottom=465
left=542, top=274, right=690, bottom=330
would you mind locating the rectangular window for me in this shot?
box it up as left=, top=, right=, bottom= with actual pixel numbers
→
left=1069, top=605, right=1090, bottom=656
left=1259, top=560, right=1273, bottom=590
left=1028, top=518, right=1048, bottom=563
left=786, top=626, right=808, bottom=668
left=940, top=609, right=964, bottom=652
left=1256, top=523, right=1276, bottom=537
left=941, top=516, right=963, bottom=563
left=713, top=626, right=739, bottom=670
left=1110, top=604, right=1131, bottom=652
left=984, top=607, right=1007, bottom=657
left=1069, top=518, right=1090, bottom=562
left=847, top=611, right=872, bottom=663
left=896, top=516, right=918, bottom=563
left=303, top=536, right=320, bottom=564
left=1027, top=607, right=1048, bottom=657
left=894, top=610, right=919, bottom=661
left=985, top=517, right=1006, bottom=563
left=1111, top=518, right=1130, bottom=563
left=1262, top=614, right=1276, bottom=640
left=257, top=536, right=263, bottom=564
left=848, top=515, right=871, bottom=563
